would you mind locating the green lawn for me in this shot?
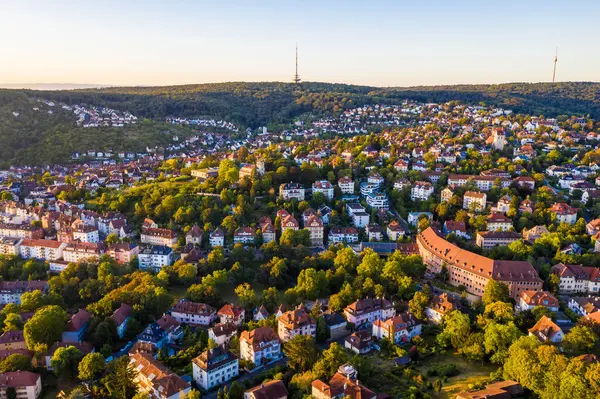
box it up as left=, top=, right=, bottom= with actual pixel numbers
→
left=415, top=353, right=497, bottom=399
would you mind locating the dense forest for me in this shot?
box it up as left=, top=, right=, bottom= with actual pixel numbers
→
left=1, top=81, right=599, bottom=166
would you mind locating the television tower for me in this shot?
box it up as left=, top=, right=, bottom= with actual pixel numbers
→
left=552, top=47, right=558, bottom=83
left=293, top=43, right=301, bottom=84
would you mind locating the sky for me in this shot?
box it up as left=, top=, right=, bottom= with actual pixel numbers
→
left=1, top=0, right=599, bottom=87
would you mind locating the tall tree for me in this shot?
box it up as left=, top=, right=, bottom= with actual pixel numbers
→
left=283, top=335, right=319, bottom=372
left=24, top=305, right=68, bottom=349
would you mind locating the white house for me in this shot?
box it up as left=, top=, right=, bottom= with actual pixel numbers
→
left=371, top=313, right=422, bottom=344
left=192, top=347, right=239, bottom=390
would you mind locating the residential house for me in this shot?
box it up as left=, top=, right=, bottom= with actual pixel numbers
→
left=111, top=303, right=133, bottom=339
left=0, top=371, right=42, bottom=399
left=138, top=245, right=173, bottom=271
left=487, top=212, right=513, bottom=231
left=244, top=380, right=288, bottom=399
left=129, top=352, right=190, bottom=399
left=442, top=220, right=469, bottom=239
left=277, top=307, right=316, bottom=342
left=463, top=191, right=486, bottom=211
left=343, top=298, right=395, bottom=326
left=550, top=203, right=578, bottom=225
left=312, top=181, right=334, bottom=201
left=171, top=300, right=217, bottom=326
left=387, top=221, right=405, bottom=241
left=305, top=215, right=324, bottom=247
left=311, top=365, right=376, bottom=399
left=218, top=304, right=245, bottom=326
left=528, top=315, right=564, bottom=343
left=365, top=224, right=384, bottom=241
left=279, top=183, right=305, bottom=201
left=517, top=291, right=559, bottom=312
left=411, top=182, right=433, bottom=201
left=337, top=177, right=354, bottom=194
left=210, top=228, right=225, bottom=247
left=192, top=347, right=239, bottom=390
left=233, top=227, right=255, bottom=245
left=62, top=309, right=91, bottom=343
left=476, top=231, right=521, bottom=249
left=240, top=326, right=281, bottom=366
left=208, top=322, right=238, bottom=347
left=551, top=263, right=600, bottom=294
left=523, top=225, right=548, bottom=242
left=371, top=312, right=422, bottom=344
left=344, top=331, right=373, bottom=355
left=426, top=293, right=457, bottom=324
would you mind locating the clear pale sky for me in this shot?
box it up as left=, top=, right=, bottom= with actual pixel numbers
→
left=1, top=0, right=598, bottom=87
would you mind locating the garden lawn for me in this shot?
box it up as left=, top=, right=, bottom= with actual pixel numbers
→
left=415, top=352, right=498, bottom=399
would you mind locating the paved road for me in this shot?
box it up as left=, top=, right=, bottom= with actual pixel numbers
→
left=202, top=357, right=287, bottom=399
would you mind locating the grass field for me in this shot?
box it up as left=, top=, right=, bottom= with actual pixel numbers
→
left=415, top=353, right=498, bottom=398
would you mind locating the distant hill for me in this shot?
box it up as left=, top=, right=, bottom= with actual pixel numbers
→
left=28, top=81, right=600, bottom=127
left=1, top=81, right=599, bottom=166
left=0, top=83, right=110, bottom=90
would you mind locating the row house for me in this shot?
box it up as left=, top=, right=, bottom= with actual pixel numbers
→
left=475, top=231, right=521, bottom=250
left=71, top=220, right=99, bottom=243
left=19, top=239, right=66, bottom=261
left=448, top=174, right=510, bottom=191
left=0, top=237, right=22, bottom=256
left=106, top=243, right=139, bottom=264
left=328, top=227, right=359, bottom=244
left=141, top=227, right=178, bottom=247
left=0, top=281, right=48, bottom=305
left=63, top=242, right=103, bottom=263
left=0, top=223, right=43, bottom=240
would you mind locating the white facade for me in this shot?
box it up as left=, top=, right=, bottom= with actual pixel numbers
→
left=192, top=354, right=239, bottom=390
left=411, top=182, right=434, bottom=201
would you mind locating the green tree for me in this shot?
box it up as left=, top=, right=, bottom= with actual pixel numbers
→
left=78, top=352, right=106, bottom=381
left=3, top=313, right=23, bottom=333
left=283, top=335, right=319, bottom=372
left=316, top=316, right=330, bottom=343
left=234, top=283, right=256, bottom=307
left=437, top=310, right=471, bottom=348
left=484, top=321, right=522, bottom=364
left=312, top=342, right=349, bottom=380
left=562, top=325, right=598, bottom=355
left=51, top=346, right=84, bottom=379
left=101, top=356, right=138, bottom=399
left=408, top=286, right=431, bottom=320
left=0, top=354, right=32, bottom=372
left=482, top=279, right=510, bottom=306
left=24, top=305, right=68, bottom=349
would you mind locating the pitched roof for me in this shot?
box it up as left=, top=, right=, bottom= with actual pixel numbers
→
left=0, top=371, right=40, bottom=388
left=129, top=352, right=190, bottom=397
left=245, top=380, right=288, bottom=399
left=65, top=309, right=91, bottom=332
left=111, top=303, right=133, bottom=325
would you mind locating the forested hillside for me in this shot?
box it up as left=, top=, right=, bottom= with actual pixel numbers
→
left=1, top=81, right=599, bottom=166
left=0, top=91, right=195, bottom=167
